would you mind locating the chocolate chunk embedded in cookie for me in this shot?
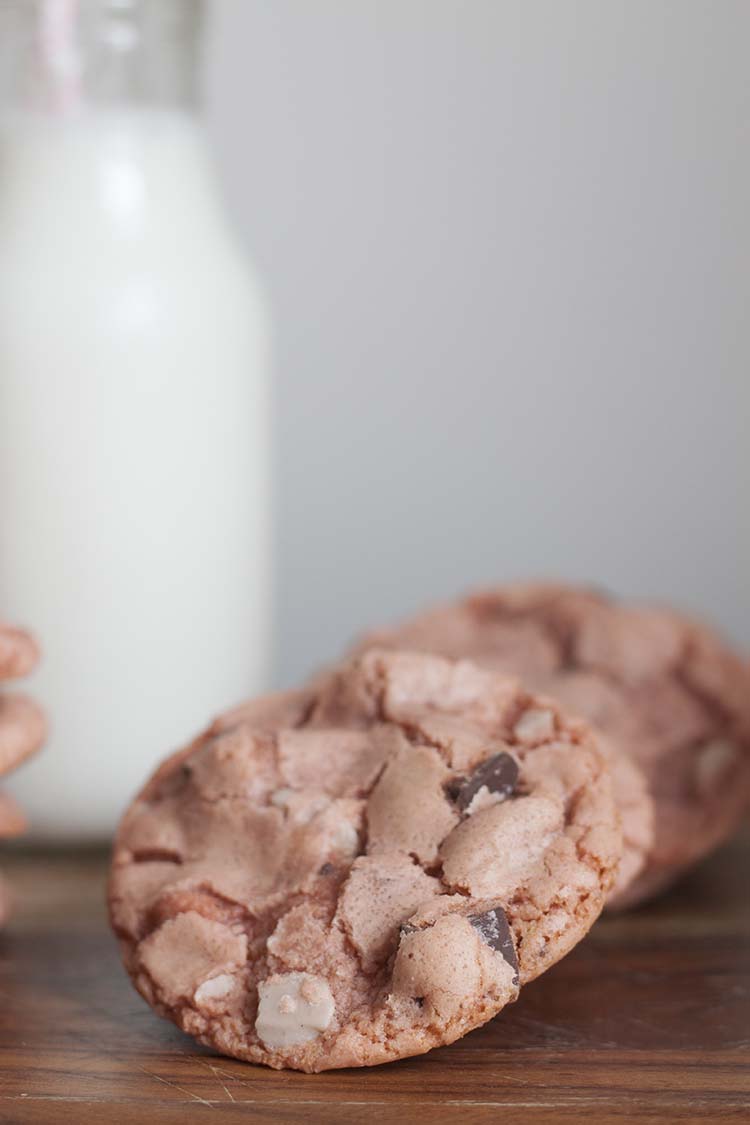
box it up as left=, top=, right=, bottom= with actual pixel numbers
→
left=109, top=649, right=621, bottom=1072
left=358, top=583, right=750, bottom=908
left=449, top=751, right=519, bottom=812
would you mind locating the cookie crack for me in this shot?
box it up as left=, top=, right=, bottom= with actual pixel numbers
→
left=131, top=847, right=183, bottom=866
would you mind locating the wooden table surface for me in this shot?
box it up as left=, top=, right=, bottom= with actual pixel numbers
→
left=0, top=834, right=748, bottom=1125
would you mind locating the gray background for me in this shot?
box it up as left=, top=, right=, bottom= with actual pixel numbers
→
left=204, top=0, right=749, bottom=689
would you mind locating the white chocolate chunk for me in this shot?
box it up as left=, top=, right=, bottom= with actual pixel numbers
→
left=465, top=784, right=505, bottom=816
left=271, top=787, right=330, bottom=824
left=332, top=819, right=360, bottom=856
left=300, top=976, right=328, bottom=1004
left=513, top=708, right=555, bottom=744
left=256, top=972, right=335, bottom=1048
left=194, top=973, right=235, bottom=1006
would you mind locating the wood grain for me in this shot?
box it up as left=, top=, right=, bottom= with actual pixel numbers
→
left=0, top=832, right=748, bottom=1123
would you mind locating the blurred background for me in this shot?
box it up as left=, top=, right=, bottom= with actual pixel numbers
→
left=1, top=0, right=748, bottom=835
left=206, top=0, right=749, bottom=686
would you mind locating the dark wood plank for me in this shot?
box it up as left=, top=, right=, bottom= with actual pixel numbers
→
left=0, top=831, right=748, bottom=1123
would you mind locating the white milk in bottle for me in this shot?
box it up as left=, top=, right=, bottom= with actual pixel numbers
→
left=0, top=0, right=270, bottom=835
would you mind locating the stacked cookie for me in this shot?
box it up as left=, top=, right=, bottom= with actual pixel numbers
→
left=0, top=623, right=46, bottom=924
left=358, top=583, right=750, bottom=909
left=109, top=585, right=750, bottom=1071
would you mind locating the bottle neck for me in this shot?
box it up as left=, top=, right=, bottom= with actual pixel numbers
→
left=0, top=0, right=202, bottom=118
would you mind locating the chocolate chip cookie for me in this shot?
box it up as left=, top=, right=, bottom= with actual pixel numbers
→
left=109, top=649, right=621, bottom=1072
left=359, top=584, right=750, bottom=909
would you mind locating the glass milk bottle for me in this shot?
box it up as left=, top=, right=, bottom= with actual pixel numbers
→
left=0, top=0, right=270, bottom=836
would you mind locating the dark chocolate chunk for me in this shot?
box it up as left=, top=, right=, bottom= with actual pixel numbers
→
left=399, top=922, right=419, bottom=937
left=450, top=752, right=518, bottom=812
left=318, top=862, right=335, bottom=876
left=469, top=907, right=519, bottom=983
left=399, top=919, right=436, bottom=940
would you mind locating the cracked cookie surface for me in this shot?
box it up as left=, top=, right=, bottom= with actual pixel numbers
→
left=109, top=649, right=620, bottom=1072
left=358, top=584, right=750, bottom=908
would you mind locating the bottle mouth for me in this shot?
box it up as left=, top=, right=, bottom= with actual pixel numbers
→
left=0, top=0, right=204, bottom=116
